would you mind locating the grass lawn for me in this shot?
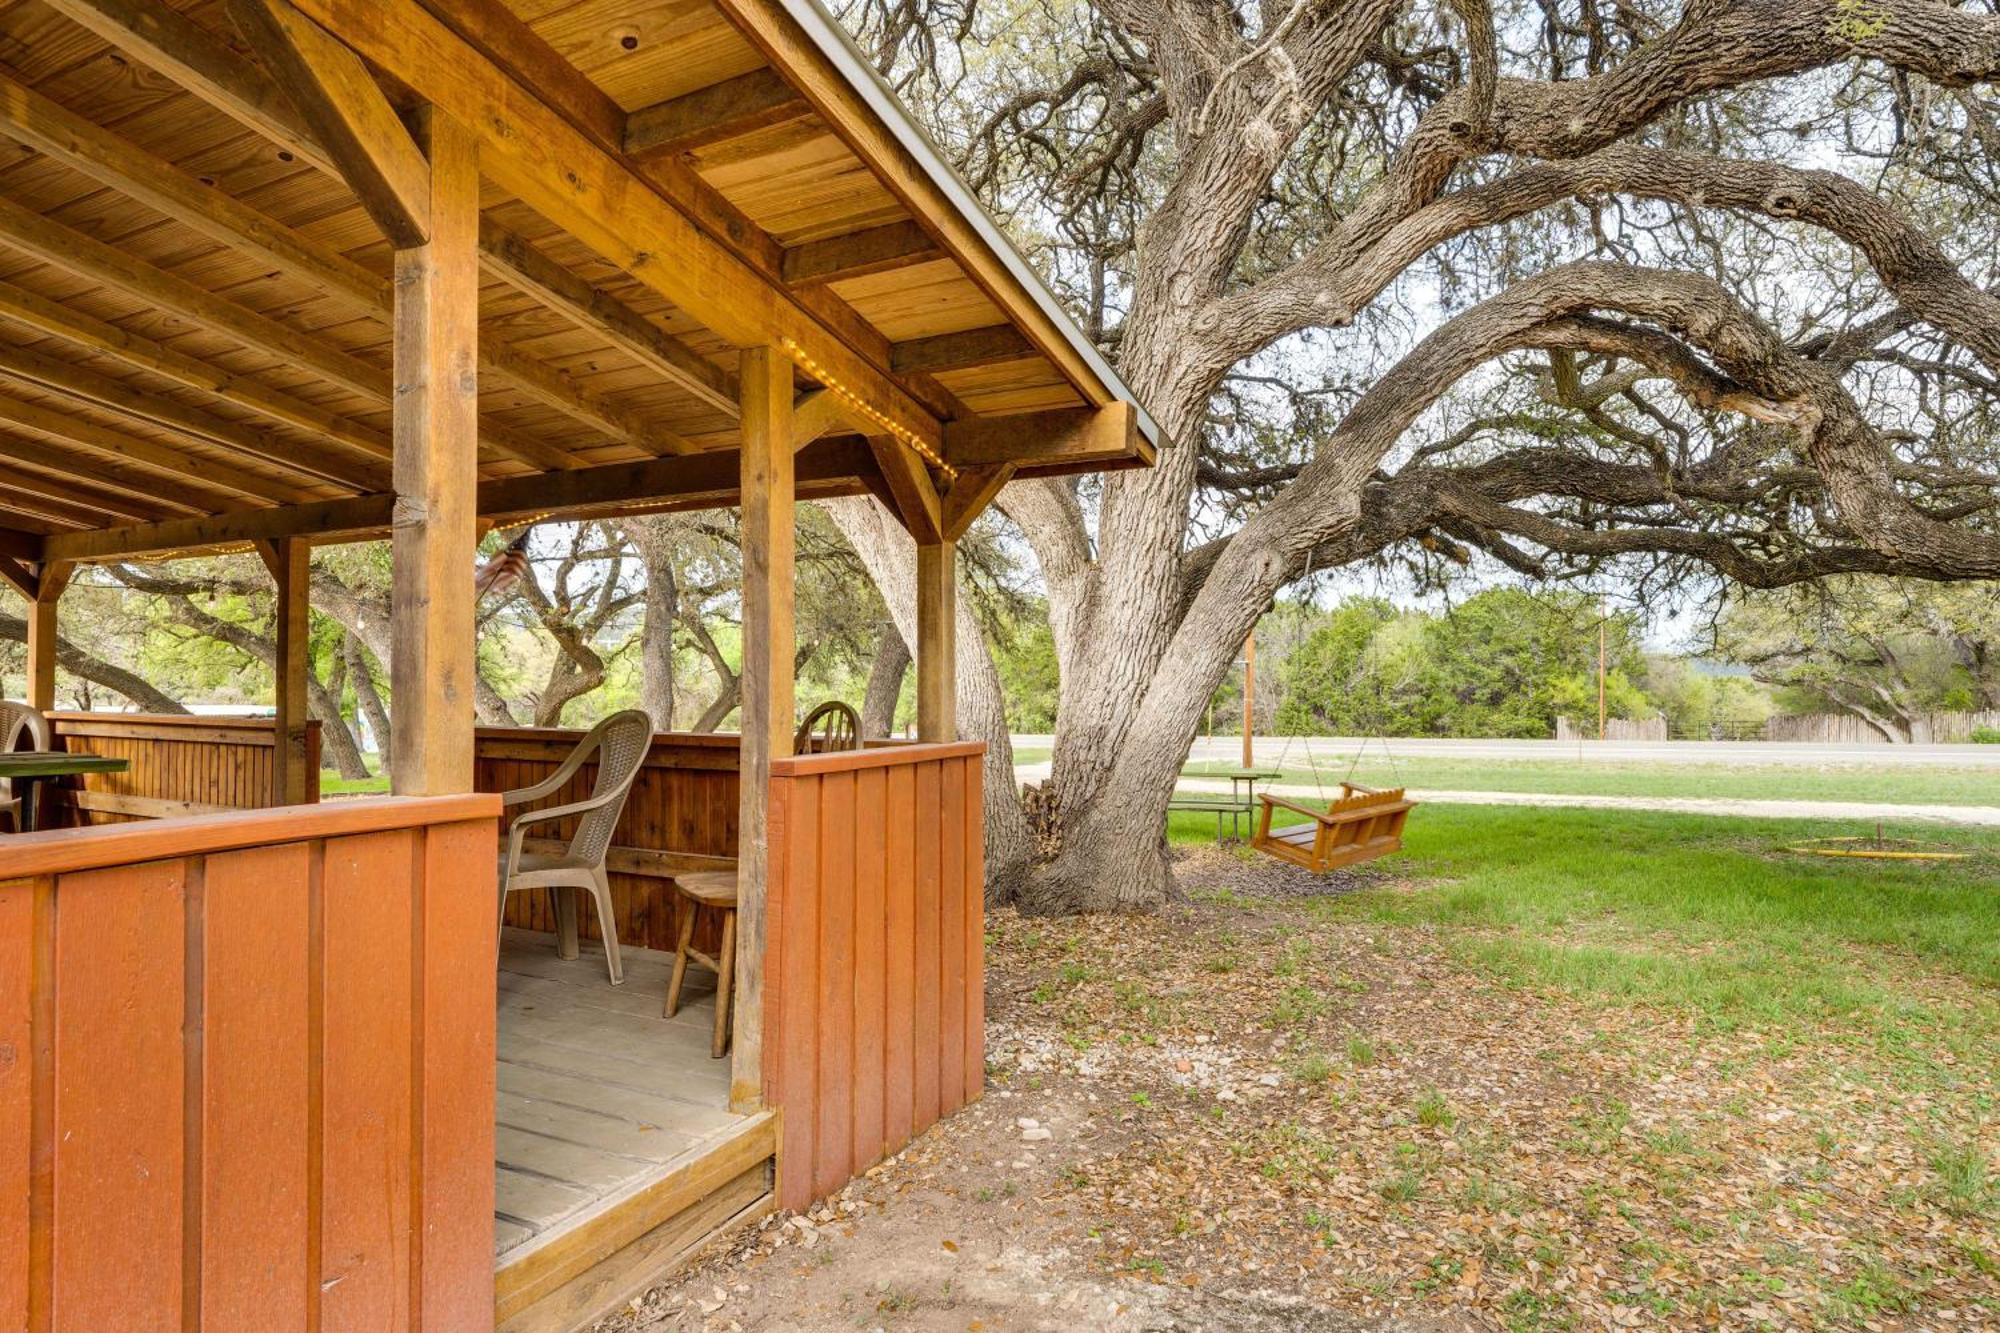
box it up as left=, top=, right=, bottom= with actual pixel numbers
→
left=319, top=766, right=389, bottom=795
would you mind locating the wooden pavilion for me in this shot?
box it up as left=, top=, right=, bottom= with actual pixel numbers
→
left=0, top=0, right=1154, bottom=1326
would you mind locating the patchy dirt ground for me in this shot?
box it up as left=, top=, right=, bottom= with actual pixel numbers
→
left=601, top=847, right=1998, bottom=1332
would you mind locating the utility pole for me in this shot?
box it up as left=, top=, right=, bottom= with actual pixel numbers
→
left=1598, top=610, right=1607, bottom=742
left=1242, top=632, right=1256, bottom=770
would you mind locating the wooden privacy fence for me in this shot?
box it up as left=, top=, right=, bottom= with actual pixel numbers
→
left=763, top=741, right=985, bottom=1210
left=0, top=796, right=499, bottom=1331
left=46, top=713, right=321, bottom=822
left=1764, top=709, right=2000, bottom=744
left=1555, top=716, right=1669, bottom=742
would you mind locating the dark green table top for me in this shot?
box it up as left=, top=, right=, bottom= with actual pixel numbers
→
left=0, top=752, right=130, bottom=779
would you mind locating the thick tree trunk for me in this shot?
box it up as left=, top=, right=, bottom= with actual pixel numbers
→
left=623, top=516, right=680, bottom=730
left=860, top=625, right=908, bottom=738
left=343, top=633, right=394, bottom=764
left=820, top=497, right=1036, bottom=898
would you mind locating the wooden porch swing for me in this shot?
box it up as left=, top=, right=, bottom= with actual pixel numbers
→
left=1247, top=732, right=1416, bottom=872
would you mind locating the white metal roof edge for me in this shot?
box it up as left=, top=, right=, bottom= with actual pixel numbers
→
left=775, top=0, right=1163, bottom=448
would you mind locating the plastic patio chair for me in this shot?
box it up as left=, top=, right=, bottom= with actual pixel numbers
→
left=0, top=701, right=51, bottom=833
left=498, top=708, right=654, bottom=985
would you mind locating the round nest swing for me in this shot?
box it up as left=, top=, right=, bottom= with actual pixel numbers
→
left=1782, top=834, right=1971, bottom=862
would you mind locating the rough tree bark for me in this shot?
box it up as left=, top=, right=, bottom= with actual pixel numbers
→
left=859, top=624, right=909, bottom=738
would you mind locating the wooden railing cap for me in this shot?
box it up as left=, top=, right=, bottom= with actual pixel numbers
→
left=0, top=794, right=501, bottom=880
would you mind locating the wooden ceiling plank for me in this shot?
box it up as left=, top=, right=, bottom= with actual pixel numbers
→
left=0, top=339, right=388, bottom=491
left=38, top=0, right=337, bottom=176
left=0, top=476, right=136, bottom=528
left=225, top=0, right=432, bottom=248
left=479, top=216, right=736, bottom=420
left=892, top=324, right=1036, bottom=376
left=0, top=460, right=181, bottom=523
left=0, top=433, right=235, bottom=515
left=0, top=385, right=311, bottom=505
left=0, top=191, right=386, bottom=401
left=289, top=0, right=943, bottom=452
left=0, top=276, right=391, bottom=460
left=781, top=220, right=942, bottom=286
left=0, top=68, right=388, bottom=311
left=625, top=68, right=811, bottom=158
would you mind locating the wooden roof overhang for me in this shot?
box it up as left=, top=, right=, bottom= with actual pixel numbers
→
left=0, top=0, right=1157, bottom=571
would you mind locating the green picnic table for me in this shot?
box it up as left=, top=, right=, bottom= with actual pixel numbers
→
left=1169, top=768, right=1283, bottom=843
left=0, top=752, right=129, bottom=833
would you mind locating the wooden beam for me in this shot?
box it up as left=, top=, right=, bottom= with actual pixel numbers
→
left=892, top=325, right=1036, bottom=376
left=290, top=0, right=943, bottom=452
left=257, top=537, right=313, bottom=805
left=0, top=343, right=386, bottom=494
left=38, top=0, right=336, bottom=174
left=781, top=221, right=942, bottom=287
left=789, top=389, right=841, bottom=451
left=916, top=540, right=955, bottom=741
left=942, top=402, right=1142, bottom=471
left=0, top=528, right=44, bottom=563
left=624, top=69, right=810, bottom=157
left=409, top=0, right=626, bottom=149
left=867, top=437, right=942, bottom=545
left=478, top=218, right=736, bottom=419
left=389, top=108, right=479, bottom=796
left=26, top=561, right=73, bottom=711
left=227, top=0, right=432, bottom=247
left=36, top=439, right=880, bottom=562
left=940, top=464, right=1015, bottom=541
left=732, top=344, right=794, bottom=1112
left=0, top=554, right=38, bottom=600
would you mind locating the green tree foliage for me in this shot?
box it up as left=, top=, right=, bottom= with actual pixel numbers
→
left=1273, top=589, right=1648, bottom=738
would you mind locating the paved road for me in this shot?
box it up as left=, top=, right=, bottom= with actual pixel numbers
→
left=1010, top=735, right=2000, bottom=767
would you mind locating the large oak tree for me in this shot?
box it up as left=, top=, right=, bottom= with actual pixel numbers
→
left=836, top=0, right=2000, bottom=910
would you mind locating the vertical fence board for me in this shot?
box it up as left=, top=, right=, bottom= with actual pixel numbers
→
left=772, top=775, right=819, bottom=1210
left=961, top=757, right=985, bottom=1108
left=200, top=842, right=313, bottom=1330
left=936, top=761, right=967, bottom=1106
left=812, top=772, right=855, bottom=1203
left=850, top=767, right=886, bottom=1171
left=52, top=859, right=187, bottom=1330
left=0, top=878, right=34, bottom=1329
left=881, top=765, right=916, bottom=1156
left=911, top=761, right=942, bottom=1135
left=320, top=829, right=417, bottom=1333
left=417, top=820, right=500, bottom=1328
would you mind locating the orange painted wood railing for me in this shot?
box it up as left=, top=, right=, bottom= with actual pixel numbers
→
left=46, top=712, right=322, bottom=823
left=0, top=795, right=500, bottom=1330
left=763, top=741, right=986, bottom=1210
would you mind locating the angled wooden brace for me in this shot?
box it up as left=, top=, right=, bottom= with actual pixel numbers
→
left=227, top=0, right=433, bottom=247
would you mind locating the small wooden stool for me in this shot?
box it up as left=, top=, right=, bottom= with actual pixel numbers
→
left=665, top=871, right=738, bottom=1058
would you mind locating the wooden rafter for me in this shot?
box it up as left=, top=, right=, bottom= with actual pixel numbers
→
left=867, top=436, right=943, bottom=544
left=781, top=221, right=943, bottom=287
left=0, top=443, right=217, bottom=517
left=943, top=403, right=1144, bottom=471
left=624, top=69, right=811, bottom=157
left=940, top=464, right=1016, bottom=541
left=892, top=325, right=1036, bottom=376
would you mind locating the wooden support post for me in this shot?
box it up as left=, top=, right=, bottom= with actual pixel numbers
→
left=259, top=537, right=312, bottom=805
left=732, top=344, right=794, bottom=1110
left=25, top=561, right=71, bottom=712
left=916, top=540, right=956, bottom=741
left=389, top=109, right=479, bottom=795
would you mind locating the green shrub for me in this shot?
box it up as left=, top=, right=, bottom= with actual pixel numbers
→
left=1971, top=727, right=2000, bottom=744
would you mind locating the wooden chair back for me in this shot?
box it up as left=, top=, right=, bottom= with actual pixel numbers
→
left=794, top=700, right=862, bottom=754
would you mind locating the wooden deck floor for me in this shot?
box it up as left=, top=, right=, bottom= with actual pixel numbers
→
left=495, top=928, right=740, bottom=1271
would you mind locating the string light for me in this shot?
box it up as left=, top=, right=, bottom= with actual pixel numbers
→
left=779, top=336, right=957, bottom=482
